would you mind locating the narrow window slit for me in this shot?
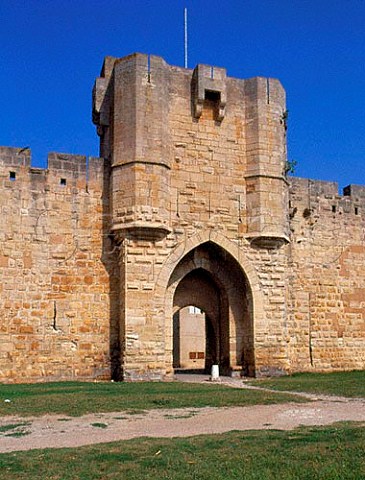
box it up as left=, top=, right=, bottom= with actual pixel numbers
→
left=147, top=54, right=151, bottom=83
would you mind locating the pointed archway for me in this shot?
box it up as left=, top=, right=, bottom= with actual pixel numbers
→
left=167, top=241, right=255, bottom=377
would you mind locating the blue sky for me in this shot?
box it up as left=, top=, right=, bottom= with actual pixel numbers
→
left=1, top=0, right=364, bottom=188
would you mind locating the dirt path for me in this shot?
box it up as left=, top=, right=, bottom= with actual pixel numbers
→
left=1, top=379, right=364, bottom=453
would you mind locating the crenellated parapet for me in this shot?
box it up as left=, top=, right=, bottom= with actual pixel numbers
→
left=0, top=147, right=106, bottom=192
left=289, top=177, right=365, bottom=222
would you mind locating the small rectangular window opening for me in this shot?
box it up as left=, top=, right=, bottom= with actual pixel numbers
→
left=60, top=178, right=67, bottom=186
left=355, top=207, right=359, bottom=215
left=202, top=90, right=222, bottom=121
left=204, top=89, right=220, bottom=102
left=332, top=205, right=336, bottom=213
left=9, top=171, right=16, bottom=181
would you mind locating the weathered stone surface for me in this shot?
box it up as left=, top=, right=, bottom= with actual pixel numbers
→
left=0, top=53, right=364, bottom=383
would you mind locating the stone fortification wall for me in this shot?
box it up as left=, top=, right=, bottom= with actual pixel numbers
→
left=0, top=147, right=118, bottom=383
left=1, top=53, right=364, bottom=383
left=289, top=177, right=365, bottom=371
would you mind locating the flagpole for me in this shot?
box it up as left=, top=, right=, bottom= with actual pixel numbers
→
left=184, top=7, right=188, bottom=68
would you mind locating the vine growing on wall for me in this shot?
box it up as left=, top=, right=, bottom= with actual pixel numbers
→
left=285, top=159, right=297, bottom=176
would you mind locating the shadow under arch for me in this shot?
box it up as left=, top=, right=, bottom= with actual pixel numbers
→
left=163, top=240, right=256, bottom=377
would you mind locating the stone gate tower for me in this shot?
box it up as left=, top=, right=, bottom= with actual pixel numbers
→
left=93, top=53, right=289, bottom=380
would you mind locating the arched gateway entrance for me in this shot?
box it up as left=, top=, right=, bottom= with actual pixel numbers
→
left=167, top=242, right=255, bottom=377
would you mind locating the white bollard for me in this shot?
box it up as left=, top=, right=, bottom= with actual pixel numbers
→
left=210, top=364, right=220, bottom=381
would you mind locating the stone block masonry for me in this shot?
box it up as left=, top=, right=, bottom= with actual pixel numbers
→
left=0, top=53, right=364, bottom=383
left=0, top=148, right=119, bottom=382
left=288, top=178, right=365, bottom=371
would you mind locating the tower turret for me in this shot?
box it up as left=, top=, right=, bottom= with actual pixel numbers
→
left=93, top=53, right=171, bottom=240
left=244, top=77, right=289, bottom=246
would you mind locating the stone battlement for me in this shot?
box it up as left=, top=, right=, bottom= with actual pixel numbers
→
left=0, top=147, right=106, bottom=191
left=290, top=177, right=365, bottom=217
left=290, top=176, right=365, bottom=199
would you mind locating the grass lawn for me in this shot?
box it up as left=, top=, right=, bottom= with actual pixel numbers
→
left=0, top=423, right=364, bottom=479
left=249, top=370, right=365, bottom=398
left=0, top=381, right=304, bottom=417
